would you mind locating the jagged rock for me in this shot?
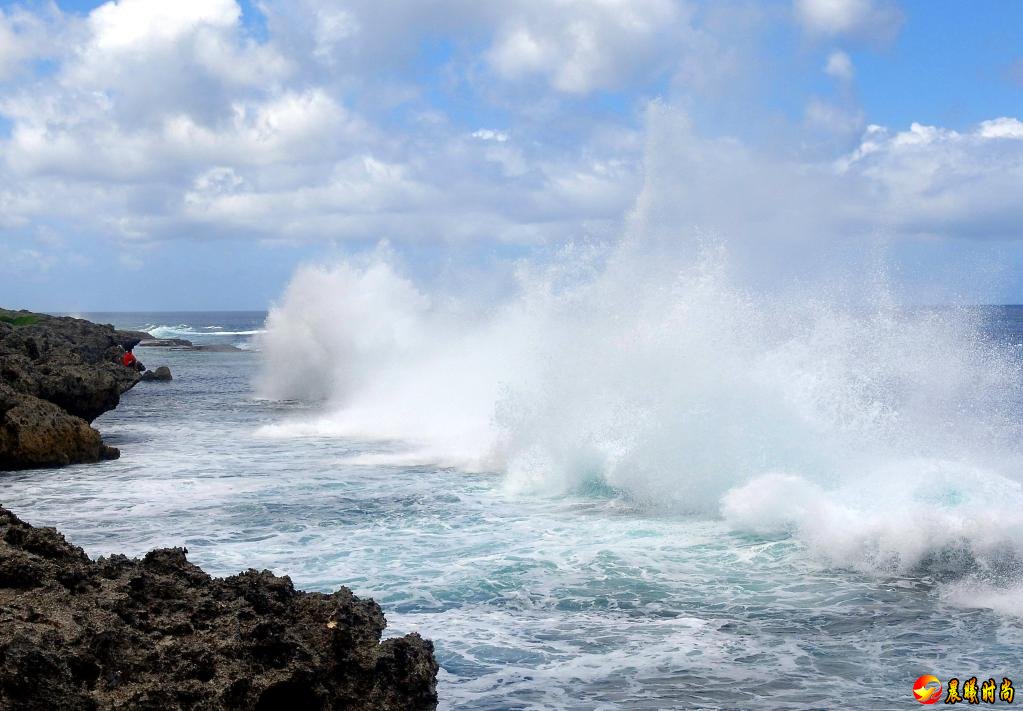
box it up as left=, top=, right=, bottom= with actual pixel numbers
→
left=0, top=384, right=119, bottom=469
left=0, top=508, right=439, bottom=710
left=0, top=311, right=145, bottom=422
left=0, top=310, right=146, bottom=470
left=140, top=366, right=172, bottom=382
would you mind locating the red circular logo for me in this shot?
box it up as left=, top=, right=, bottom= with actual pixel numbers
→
left=913, top=675, right=942, bottom=705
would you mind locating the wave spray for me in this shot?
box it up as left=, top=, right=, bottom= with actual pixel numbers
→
left=257, top=108, right=1023, bottom=601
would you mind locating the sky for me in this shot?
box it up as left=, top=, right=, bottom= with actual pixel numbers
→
left=0, top=0, right=1021, bottom=310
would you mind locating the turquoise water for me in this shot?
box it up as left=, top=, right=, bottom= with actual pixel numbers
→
left=4, top=312, right=1023, bottom=709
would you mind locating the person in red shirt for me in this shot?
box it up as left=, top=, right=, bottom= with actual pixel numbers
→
left=121, top=348, right=143, bottom=371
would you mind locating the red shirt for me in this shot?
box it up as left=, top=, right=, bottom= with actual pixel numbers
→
left=122, top=351, right=137, bottom=367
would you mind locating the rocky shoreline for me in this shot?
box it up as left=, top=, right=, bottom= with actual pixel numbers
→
left=0, top=507, right=438, bottom=709
left=0, top=309, right=147, bottom=469
left=0, top=310, right=440, bottom=709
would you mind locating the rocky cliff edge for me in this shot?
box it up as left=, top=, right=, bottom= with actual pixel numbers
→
left=0, top=309, right=147, bottom=470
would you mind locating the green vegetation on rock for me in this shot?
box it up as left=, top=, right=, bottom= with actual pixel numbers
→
left=0, top=312, right=40, bottom=327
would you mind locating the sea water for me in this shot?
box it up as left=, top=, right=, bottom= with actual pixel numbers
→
left=4, top=302, right=1023, bottom=710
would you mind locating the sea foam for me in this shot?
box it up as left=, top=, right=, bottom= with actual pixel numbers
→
left=147, top=324, right=265, bottom=339
left=255, top=108, right=1023, bottom=598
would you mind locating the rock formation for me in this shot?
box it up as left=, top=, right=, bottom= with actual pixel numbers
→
left=0, top=507, right=439, bottom=710
left=0, top=309, right=145, bottom=470
left=137, top=338, right=193, bottom=348
left=138, top=338, right=242, bottom=352
left=0, top=311, right=441, bottom=708
left=0, top=385, right=120, bottom=469
left=140, top=366, right=173, bottom=382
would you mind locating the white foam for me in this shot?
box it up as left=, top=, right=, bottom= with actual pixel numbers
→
left=722, top=463, right=1023, bottom=573
left=944, top=582, right=1023, bottom=618
left=253, top=110, right=1023, bottom=601
left=147, top=324, right=265, bottom=338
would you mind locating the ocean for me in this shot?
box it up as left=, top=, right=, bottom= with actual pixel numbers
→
left=4, top=303, right=1023, bottom=709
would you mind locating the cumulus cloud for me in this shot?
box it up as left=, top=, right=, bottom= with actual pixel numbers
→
left=631, top=105, right=1023, bottom=291
left=486, top=0, right=686, bottom=93
left=62, top=0, right=290, bottom=126
left=0, top=0, right=1020, bottom=284
left=260, top=0, right=694, bottom=96
left=86, top=0, right=238, bottom=49
left=0, top=0, right=654, bottom=249
left=0, top=5, right=69, bottom=80
left=794, top=0, right=903, bottom=41
left=841, top=120, right=1023, bottom=239
left=977, top=117, right=1023, bottom=140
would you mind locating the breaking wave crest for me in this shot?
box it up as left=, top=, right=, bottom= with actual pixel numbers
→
left=147, top=324, right=265, bottom=338
left=255, top=238, right=1023, bottom=586
left=255, top=106, right=1023, bottom=604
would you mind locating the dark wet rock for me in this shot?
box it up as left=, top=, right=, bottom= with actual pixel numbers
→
left=139, top=338, right=243, bottom=353
left=140, top=366, right=172, bottom=382
left=0, top=309, right=147, bottom=470
left=190, top=344, right=243, bottom=352
left=0, top=507, right=438, bottom=710
left=0, top=310, right=145, bottom=421
left=138, top=338, right=193, bottom=348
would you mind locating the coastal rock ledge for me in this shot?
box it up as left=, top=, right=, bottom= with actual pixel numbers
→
left=0, top=309, right=147, bottom=470
left=0, top=507, right=439, bottom=710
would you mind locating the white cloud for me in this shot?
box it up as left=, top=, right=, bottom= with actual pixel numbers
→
left=805, top=97, right=865, bottom=137
left=485, top=0, right=688, bottom=93
left=488, top=28, right=549, bottom=80
left=839, top=120, right=1023, bottom=239
left=87, top=0, right=239, bottom=50
left=0, top=13, right=36, bottom=80
left=794, top=0, right=902, bottom=40
left=0, top=6, right=66, bottom=80
left=191, top=166, right=245, bottom=195
left=58, top=0, right=290, bottom=130
left=472, top=129, right=509, bottom=142
left=0, top=0, right=652, bottom=249
left=631, top=105, right=1023, bottom=294
left=311, top=7, right=358, bottom=62
left=258, top=0, right=695, bottom=97
left=824, top=50, right=854, bottom=81
left=177, top=139, right=638, bottom=244
left=161, top=90, right=363, bottom=166
left=978, top=117, right=1023, bottom=140
left=0, top=0, right=1019, bottom=279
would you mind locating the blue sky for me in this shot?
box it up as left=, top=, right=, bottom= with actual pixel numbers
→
left=857, top=2, right=1023, bottom=128
left=0, top=0, right=1021, bottom=309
